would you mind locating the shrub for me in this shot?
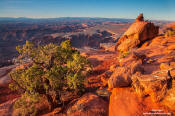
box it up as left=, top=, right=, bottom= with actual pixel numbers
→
left=9, top=40, right=91, bottom=115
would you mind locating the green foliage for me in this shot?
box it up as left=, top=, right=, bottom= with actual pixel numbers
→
left=13, top=93, right=40, bottom=116
left=10, top=40, right=91, bottom=115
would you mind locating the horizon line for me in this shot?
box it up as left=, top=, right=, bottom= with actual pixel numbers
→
left=0, top=16, right=174, bottom=22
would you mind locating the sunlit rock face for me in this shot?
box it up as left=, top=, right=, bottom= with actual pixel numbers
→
left=115, top=13, right=159, bottom=53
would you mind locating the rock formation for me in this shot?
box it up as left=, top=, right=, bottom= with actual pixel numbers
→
left=109, top=27, right=175, bottom=115
left=115, top=13, right=159, bottom=53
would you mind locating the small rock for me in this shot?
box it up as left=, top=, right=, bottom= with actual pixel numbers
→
left=108, top=60, right=143, bottom=88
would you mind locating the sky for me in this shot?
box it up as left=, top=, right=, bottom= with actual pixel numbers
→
left=0, top=0, right=175, bottom=21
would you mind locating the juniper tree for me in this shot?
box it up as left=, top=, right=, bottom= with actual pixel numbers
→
left=9, top=40, right=91, bottom=115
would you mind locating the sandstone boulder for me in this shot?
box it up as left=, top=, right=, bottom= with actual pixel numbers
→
left=66, top=93, right=108, bottom=116
left=108, top=67, right=131, bottom=88
left=115, top=14, right=159, bottom=53
left=108, top=60, right=143, bottom=88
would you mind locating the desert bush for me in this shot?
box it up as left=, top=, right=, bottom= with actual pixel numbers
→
left=9, top=40, right=91, bottom=116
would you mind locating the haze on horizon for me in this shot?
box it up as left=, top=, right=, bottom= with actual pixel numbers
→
left=0, top=0, right=175, bottom=21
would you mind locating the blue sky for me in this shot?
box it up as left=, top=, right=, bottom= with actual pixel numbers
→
left=0, top=0, right=175, bottom=20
